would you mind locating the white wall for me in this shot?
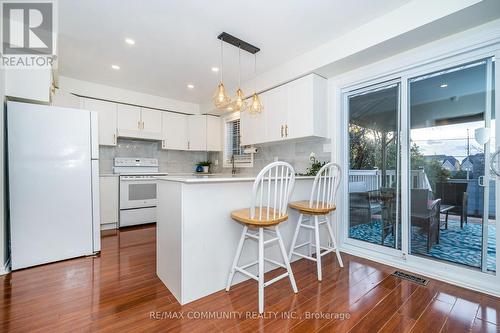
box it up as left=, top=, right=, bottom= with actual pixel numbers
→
left=59, top=76, right=200, bottom=115
left=0, top=68, right=6, bottom=275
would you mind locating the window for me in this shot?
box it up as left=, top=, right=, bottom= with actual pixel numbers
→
left=223, top=113, right=253, bottom=168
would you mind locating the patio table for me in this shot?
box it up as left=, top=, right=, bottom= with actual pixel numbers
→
left=440, top=204, right=455, bottom=229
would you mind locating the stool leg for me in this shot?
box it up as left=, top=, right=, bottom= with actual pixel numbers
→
left=325, top=215, right=343, bottom=267
left=276, top=225, right=298, bottom=293
left=258, top=227, right=265, bottom=314
left=226, top=226, right=248, bottom=291
left=288, top=213, right=303, bottom=261
left=314, top=215, right=322, bottom=281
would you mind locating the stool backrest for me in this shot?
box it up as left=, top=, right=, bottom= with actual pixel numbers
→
left=250, top=162, right=296, bottom=220
left=309, top=162, right=341, bottom=209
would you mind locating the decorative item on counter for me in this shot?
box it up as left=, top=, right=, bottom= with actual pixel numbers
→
left=196, top=161, right=212, bottom=174
left=297, top=153, right=328, bottom=176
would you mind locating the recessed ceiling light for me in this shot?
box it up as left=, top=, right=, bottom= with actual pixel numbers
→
left=111, top=64, right=120, bottom=70
left=211, top=67, right=219, bottom=72
left=187, top=84, right=195, bottom=89
left=440, top=83, right=448, bottom=88
left=125, top=38, right=135, bottom=45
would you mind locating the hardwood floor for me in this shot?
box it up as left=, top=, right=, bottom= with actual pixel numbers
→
left=1, top=224, right=499, bottom=332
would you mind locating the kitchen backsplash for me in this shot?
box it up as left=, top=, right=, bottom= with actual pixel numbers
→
left=212, top=137, right=332, bottom=176
left=100, top=137, right=331, bottom=175
left=99, top=138, right=215, bottom=174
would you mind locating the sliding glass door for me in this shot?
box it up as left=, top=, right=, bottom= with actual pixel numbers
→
left=344, top=53, right=498, bottom=280
left=347, top=82, right=401, bottom=250
left=408, top=58, right=496, bottom=272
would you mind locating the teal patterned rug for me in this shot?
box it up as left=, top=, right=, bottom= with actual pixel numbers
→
left=349, top=219, right=496, bottom=272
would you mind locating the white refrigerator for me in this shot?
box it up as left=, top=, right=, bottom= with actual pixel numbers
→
left=7, top=101, right=101, bottom=270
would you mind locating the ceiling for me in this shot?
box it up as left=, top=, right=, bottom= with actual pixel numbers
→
left=58, top=0, right=411, bottom=104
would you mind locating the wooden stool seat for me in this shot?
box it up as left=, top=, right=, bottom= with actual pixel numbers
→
left=289, top=200, right=336, bottom=215
left=231, top=208, right=288, bottom=227
left=226, top=162, right=298, bottom=314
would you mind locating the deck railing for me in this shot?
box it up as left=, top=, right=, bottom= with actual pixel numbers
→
left=349, top=169, right=431, bottom=191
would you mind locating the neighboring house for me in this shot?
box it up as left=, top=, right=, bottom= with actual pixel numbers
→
left=424, top=155, right=461, bottom=172
left=461, top=153, right=485, bottom=178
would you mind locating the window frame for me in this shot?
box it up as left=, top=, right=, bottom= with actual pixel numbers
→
left=222, top=112, right=254, bottom=168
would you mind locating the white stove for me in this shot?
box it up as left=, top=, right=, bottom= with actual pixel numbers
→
left=114, top=158, right=167, bottom=227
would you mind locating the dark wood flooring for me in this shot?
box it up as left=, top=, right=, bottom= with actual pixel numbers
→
left=1, top=225, right=499, bottom=332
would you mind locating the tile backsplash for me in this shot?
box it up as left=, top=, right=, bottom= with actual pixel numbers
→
left=212, top=137, right=332, bottom=176
left=99, top=138, right=213, bottom=174
left=99, top=137, right=331, bottom=176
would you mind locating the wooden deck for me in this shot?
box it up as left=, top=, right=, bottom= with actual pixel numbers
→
left=1, top=224, right=498, bottom=332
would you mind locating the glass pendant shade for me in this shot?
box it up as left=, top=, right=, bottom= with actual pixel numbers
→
left=213, top=82, right=231, bottom=108
left=248, top=92, right=264, bottom=114
left=233, top=88, right=246, bottom=111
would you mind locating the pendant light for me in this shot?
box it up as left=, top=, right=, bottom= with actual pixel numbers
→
left=213, top=38, right=231, bottom=108
left=247, top=53, right=264, bottom=114
left=233, top=45, right=247, bottom=111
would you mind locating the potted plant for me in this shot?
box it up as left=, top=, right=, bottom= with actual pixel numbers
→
left=197, top=161, right=212, bottom=173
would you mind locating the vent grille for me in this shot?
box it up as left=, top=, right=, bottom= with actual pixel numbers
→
left=392, top=271, right=429, bottom=286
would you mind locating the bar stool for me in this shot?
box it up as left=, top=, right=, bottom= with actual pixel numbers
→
left=288, top=162, right=343, bottom=281
left=226, top=162, right=298, bottom=314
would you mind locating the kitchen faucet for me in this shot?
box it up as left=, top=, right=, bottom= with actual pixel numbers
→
left=231, top=155, right=237, bottom=175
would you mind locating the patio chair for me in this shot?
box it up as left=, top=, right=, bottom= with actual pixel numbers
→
left=434, top=182, right=468, bottom=229
left=349, top=182, right=381, bottom=227
left=411, top=189, right=440, bottom=252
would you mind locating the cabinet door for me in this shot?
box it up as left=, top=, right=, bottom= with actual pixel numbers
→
left=117, top=104, right=141, bottom=136
left=99, top=176, right=119, bottom=227
left=265, top=85, right=288, bottom=142
left=286, top=75, right=314, bottom=139
left=188, top=115, right=207, bottom=151
left=162, top=112, right=188, bottom=150
left=240, top=94, right=268, bottom=146
left=82, top=98, right=117, bottom=146
left=206, top=116, right=222, bottom=151
left=141, top=108, right=162, bottom=140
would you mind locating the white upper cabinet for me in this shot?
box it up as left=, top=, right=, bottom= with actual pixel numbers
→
left=187, top=115, right=207, bottom=151
left=161, top=112, right=188, bottom=150
left=206, top=116, right=222, bottom=151
left=286, top=74, right=327, bottom=140
left=117, top=105, right=162, bottom=140
left=117, top=104, right=141, bottom=137
left=265, top=85, right=288, bottom=142
left=82, top=98, right=117, bottom=146
left=140, top=108, right=162, bottom=140
left=240, top=74, right=328, bottom=145
left=5, top=68, right=52, bottom=103
left=161, top=114, right=221, bottom=151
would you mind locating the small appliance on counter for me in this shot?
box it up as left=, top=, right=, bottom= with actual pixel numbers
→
left=114, top=158, right=167, bottom=227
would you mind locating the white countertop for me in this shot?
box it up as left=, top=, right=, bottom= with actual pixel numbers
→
left=156, top=174, right=315, bottom=184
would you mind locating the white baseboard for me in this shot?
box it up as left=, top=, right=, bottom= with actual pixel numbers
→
left=101, top=223, right=118, bottom=230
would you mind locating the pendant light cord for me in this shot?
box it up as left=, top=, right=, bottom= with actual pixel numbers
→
left=238, top=45, right=241, bottom=88
left=220, top=38, right=224, bottom=83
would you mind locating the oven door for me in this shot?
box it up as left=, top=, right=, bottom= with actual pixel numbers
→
left=120, top=177, right=158, bottom=209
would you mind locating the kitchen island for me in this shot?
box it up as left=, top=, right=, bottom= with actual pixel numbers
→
left=156, top=175, right=320, bottom=305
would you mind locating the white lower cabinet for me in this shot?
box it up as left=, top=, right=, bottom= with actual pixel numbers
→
left=99, top=176, right=119, bottom=229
